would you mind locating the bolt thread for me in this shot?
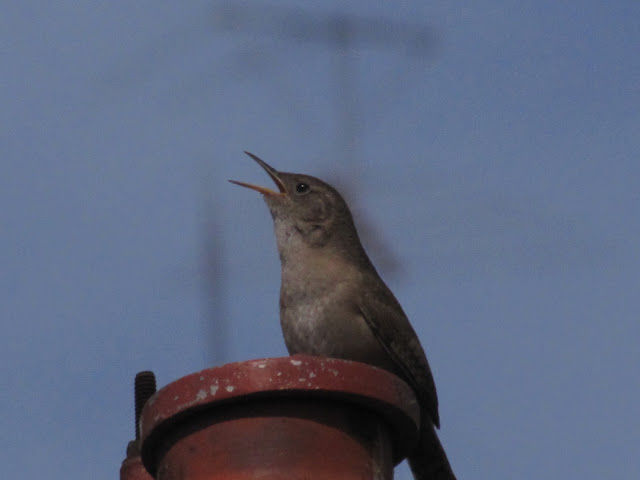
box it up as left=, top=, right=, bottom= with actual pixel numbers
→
left=134, top=371, right=156, bottom=440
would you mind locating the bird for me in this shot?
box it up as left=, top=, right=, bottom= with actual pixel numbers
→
left=230, top=151, right=456, bottom=479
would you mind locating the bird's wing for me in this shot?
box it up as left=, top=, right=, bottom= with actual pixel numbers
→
left=357, top=278, right=441, bottom=428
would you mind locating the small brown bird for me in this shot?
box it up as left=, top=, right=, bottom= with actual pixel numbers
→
left=231, top=152, right=456, bottom=479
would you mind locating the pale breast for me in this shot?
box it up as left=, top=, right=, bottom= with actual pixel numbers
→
left=279, top=255, right=392, bottom=368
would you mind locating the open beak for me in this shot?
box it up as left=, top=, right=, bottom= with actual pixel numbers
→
left=229, top=151, right=287, bottom=196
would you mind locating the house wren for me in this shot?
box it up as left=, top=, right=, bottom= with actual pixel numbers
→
left=231, top=152, right=456, bottom=480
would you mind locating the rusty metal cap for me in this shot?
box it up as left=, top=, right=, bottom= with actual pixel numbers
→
left=140, top=355, right=420, bottom=476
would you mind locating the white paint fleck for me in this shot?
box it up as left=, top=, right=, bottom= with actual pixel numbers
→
left=196, top=389, right=208, bottom=400
left=290, top=359, right=302, bottom=366
left=258, top=363, right=267, bottom=368
left=210, top=385, right=219, bottom=396
left=225, top=385, right=235, bottom=392
left=299, top=378, right=306, bottom=382
left=309, top=372, right=316, bottom=378
left=329, top=369, right=339, bottom=376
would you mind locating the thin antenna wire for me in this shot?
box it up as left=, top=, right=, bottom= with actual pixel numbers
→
left=197, top=169, right=228, bottom=365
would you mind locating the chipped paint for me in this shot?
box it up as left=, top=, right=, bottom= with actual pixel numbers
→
left=196, top=389, right=208, bottom=400
left=225, top=385, right=235, bottom=392
left=210, top=385, right=219, bottom=396
left=175, top=390, right=210, bottom=411
left=290, top=359, right=302, bottom=366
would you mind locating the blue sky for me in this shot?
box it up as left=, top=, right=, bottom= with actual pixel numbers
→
left=1, top=1, right=639, bottom=478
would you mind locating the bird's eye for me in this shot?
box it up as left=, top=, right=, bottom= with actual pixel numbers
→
left=295, top=183, right=310, bottom=194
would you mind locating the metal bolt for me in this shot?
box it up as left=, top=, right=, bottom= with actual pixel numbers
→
left=134, top=371, right=157, bottom=440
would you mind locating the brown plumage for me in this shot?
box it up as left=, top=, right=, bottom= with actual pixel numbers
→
left=231, top=152, right=456, bottom=479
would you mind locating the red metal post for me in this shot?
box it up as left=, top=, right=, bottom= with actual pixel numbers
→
left=139, top=355, right=419, bottom=480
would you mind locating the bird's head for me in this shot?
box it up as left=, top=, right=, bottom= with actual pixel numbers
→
left=230, top=152, right=364, bottom=256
